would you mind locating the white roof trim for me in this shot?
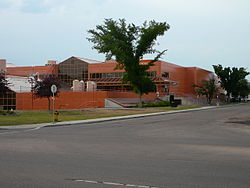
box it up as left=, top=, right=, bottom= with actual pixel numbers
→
left=75, top=57, right=103, bottom=64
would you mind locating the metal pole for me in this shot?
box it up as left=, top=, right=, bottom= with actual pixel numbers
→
left=93, top=85, right=94, bottom=102
left=52, top=92, right=55, bottom=123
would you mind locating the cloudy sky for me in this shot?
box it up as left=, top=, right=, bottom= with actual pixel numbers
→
left=0, top=0, right=249, bottom=79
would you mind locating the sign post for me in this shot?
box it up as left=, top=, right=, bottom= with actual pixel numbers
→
left=51, top=85, right=57, bottom=123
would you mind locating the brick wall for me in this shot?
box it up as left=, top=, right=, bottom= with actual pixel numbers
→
left=6, top=65, right=58, bottom=77
left=16, top=91, right=107, bottom=110
left=16, top=91, right=157, bottom=110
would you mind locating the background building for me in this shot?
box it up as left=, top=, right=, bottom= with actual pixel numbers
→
left=1, top=57, right=213, bottom=110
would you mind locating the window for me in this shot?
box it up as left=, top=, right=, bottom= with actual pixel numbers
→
left=58, top=58, right=89, bottom=87
left=147, top=71, right=157, bottom=77
left=0, top=90, right=16, bottom=110
left=162, top=72, right=169, bottom=78
left=90, top=72, right=125, bottom=79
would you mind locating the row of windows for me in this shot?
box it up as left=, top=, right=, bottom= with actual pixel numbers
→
left=90, top=71, right=157, bottom=79
left=59, top=71, right=168, bottom=80
left=59, top=74, right=88, bottom=86
left=0, top=91, right=16, bottom=110
left=0, top=92, right=16, bottom=98
left=91, top=72, right=124, bottom=78
left=59, top=71, right=168, bottom=83
left=58, top=70, right=169, bottom=87
left=0, top=99, right=16, bottom=105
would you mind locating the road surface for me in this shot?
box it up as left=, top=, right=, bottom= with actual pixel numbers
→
left=1, top=104, right=250, bottom=188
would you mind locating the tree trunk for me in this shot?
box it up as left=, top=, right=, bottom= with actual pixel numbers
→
left=47, top=97, right=51, bottom=111
left=138, top=93, right=143, bottom=108
left=227, top=93, right=230, bottom=103
left=208, top=97, right=212, bottom=104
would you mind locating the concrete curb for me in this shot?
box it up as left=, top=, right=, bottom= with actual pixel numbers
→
left=1, top=106, right=217, bottom=130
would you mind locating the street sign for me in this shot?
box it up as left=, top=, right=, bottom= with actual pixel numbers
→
left=51, top=85, right=57, bottom=124
left=51, top=85, right=57, bottom=93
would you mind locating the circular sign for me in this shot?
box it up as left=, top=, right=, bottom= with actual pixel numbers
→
left=51, top=85, right=57, bottom=93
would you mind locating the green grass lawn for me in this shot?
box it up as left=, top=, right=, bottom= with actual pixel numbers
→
left=0, top=106, right=198, bottom=126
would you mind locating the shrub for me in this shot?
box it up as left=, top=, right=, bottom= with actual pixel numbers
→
left=0, top=110, right=17, bottom=116
left=144, top=100, right=170, bottom=107
left=0, top=110, right=7, bottom=115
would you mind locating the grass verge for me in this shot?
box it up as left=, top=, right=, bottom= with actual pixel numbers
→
left=0, top=106, right=198, bottom=126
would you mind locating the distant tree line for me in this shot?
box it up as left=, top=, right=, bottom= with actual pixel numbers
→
left=213, top=65, right=249, bottom=101
left=193, top=65, right=249, bottom=104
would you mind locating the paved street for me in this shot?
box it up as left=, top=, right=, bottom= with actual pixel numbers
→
left=1, top=104, right=250, bottom=188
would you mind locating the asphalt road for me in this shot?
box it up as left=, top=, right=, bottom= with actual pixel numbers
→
left=1, top=104, right=250, bottom=188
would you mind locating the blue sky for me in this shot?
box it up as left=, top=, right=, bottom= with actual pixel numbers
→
left=0, top=0, right=249, bottom=79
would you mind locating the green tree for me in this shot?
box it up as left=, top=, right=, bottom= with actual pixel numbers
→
left=238, top=79, right=249, bottom=99
left=213, top=65, right=249, bottom=101
left=0, top=72, right=9, bottom=94
left=88, top=19, right=170, bottom=107
left=193, top=78, right=219, bottom=104
left=32, top=75, right=61, bottom=110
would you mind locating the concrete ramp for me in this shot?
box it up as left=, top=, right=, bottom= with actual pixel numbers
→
left=105, top=98, right=154, bottom=108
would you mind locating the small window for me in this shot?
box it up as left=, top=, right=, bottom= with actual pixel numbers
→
left=147, top=71, right=156, bottom=77
left=162, top=72, right=169, bottom=78
left=114, top=72, right=119, bottom=78
left=107, top=73, right=112, bottom=78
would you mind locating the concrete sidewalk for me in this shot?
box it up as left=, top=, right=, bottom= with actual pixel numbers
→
left=0, top=106, right=216, bottom=130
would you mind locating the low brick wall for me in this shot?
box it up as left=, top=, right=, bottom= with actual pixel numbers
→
left=16, top=91, right=157, bottom=110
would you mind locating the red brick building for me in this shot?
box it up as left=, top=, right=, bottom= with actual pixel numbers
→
left=1, top=56, right=213, bottom=110
left=88, top=59, right=212, bottom=97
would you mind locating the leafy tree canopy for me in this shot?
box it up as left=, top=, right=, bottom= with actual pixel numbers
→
left=32, top=75, right=61, bottom=110
left=238, top=79, right=249, bottom=98
left=88, top=19, right=170, bottom=107
left=213, top=64, right=249, bottom=99
left=193, top=78, right=219, bottom=104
